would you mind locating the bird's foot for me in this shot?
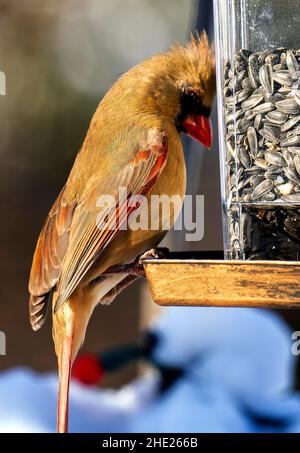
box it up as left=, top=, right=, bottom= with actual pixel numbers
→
left=137, top=247, right=169, bottom=264
left=131, top=247, right=169, bottom=276
left=104, top=248, right=169, bottom=278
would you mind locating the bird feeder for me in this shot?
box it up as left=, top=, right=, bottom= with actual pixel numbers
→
left=143, top=0, right=300, bottom=308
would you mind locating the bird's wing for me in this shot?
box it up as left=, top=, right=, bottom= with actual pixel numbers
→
left=55, top=129, right=168, bottom=310
left=28, top=187, right=76, bottom=330
left=29, top=128, right=168, bottom=327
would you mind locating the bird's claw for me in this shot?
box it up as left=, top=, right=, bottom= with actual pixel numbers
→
left=138, top=248, right=158, bottom=265
left=104, top=248, right=169, bottom=278
left=138, top=247, right=169, bottom=265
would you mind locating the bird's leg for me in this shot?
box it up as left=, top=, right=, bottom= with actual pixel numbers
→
left=103, top=248, right=169, bottom=278
left=100, top=275, right=139, bottom=305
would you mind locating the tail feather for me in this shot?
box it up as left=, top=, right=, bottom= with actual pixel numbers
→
left=29, top=292, right=51, bottom=331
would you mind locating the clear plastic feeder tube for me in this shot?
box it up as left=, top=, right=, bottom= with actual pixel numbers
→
left=213, top=0, right=300, bottom=260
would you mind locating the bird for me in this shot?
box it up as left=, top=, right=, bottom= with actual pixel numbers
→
left=28, top=32, right=215, bottom=433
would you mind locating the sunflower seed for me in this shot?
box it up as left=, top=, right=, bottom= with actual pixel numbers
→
left=244, top=165, right=264, bottom=173
left=250, top=174, right=265, bottom=186
left=275, top=98, right=300, bottom=114
left=237, top=69, right=247, bottom=82
left=265, top=151, right=286, bottom=166
left=287, top=50, right=299, bottom=79
left=226, top=139, right=235, bottom=156
left=283, top=166, right=300, bottom=183
left=286, top=130, right=296, bottom=137
left=236, top=119, right=251, bottom=134
left=293, top=126, right=300, bottom=135
left=281, top=135, right=300, bottom=147
left=241, top=92, right=265, bottom=111
left=258, top=50, right=270, bottom=63
left=254, top=158, right=269, bottom=169
left=265, top=165, right=282, bottom=176
left=265, top=110, right=288, bottom=125
left=294, top=155, right=300, bottom=175
left=262, top=191, right=276, bottom=201
left=224, top=86, right=232, bottom=97
left=242, top=175, right=253, bottom=187
left=278, top=86, right=292, bottom=94
left=226, top=109, right=243, bottom=124
left=273, top=71, right=293, bottom=86
left=263, top=124, right=283, bottom=143
left=238, top=146, right=252, bottom=168
left=235, top=61, right=247, bottom=73
left=280, top=51, right=287, bottom=64
left=254, top=114, right=262, bottom=129
left=294, top=92, right=300, bottom=106
left=265, top=53, right=279, bottom=65
left=259, top=64, right=273, bottom=95
left=282, top=149, right=295, bottom=167
left=281, top=115, right=300, bottom=132
left=225, top=98, right=234, bottom=108
left=282, top=193, right=300, bottom=201
left=248, top=54, right=260, bottom=88
left=288, top=88, right=300, bottom=98
left=251, top=179, right=273, bottom=200
left=253, top=102, right=274, bottom=114
left=288, top=147, right=300, bottom=155
left=244, top=109, right=256, bottom=120
left=235, top=90, right=249, bottom=103
left=247, top=127, right=258, bottom=156
left=236, top=134, right=245, bottom=144
left=242, top=77, right=254, bottom=92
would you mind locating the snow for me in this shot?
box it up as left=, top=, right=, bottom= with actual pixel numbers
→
left=0, top=307, right=300, bottom=432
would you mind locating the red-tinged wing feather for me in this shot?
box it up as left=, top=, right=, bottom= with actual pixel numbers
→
left=29, top=187, right=76, bottom=330
left=54, top=129, right=168, bottom=311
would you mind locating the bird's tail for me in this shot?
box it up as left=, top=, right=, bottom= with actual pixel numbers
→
left=54, top=275, right=131, bottom=432
left=57, top=311, right=74, bottom=433
left=57, top=316, right=74, bottom=433
left=53, top=290, right=96, bottom=433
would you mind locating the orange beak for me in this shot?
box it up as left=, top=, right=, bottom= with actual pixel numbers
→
left=182, top=114, right=212, bottom=149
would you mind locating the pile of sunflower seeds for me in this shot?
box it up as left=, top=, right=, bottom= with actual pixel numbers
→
left=224, top=48, right=300, bottom=258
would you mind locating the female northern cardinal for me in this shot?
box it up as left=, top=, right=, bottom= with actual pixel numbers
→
left=28, top=33, right=215, bottom=432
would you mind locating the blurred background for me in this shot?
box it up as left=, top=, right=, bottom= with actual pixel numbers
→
left=1, top=0, right=300, bottom=432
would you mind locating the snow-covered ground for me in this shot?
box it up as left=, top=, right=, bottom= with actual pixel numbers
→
left=1, top=307, right=300, bottom=432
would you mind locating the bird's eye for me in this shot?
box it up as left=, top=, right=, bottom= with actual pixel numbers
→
left=180, top=87, right=201, bottom=114
left=185, top=90, right=195, bottom=99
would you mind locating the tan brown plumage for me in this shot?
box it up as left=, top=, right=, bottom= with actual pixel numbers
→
left=28, top=33, right=215, bottom=432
